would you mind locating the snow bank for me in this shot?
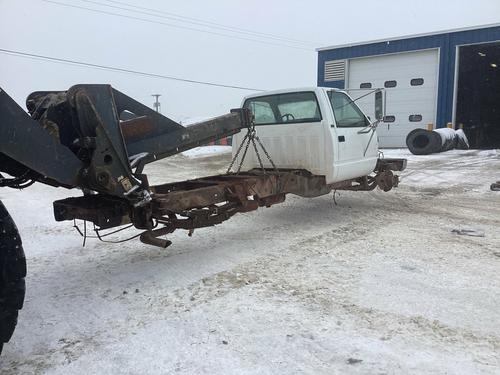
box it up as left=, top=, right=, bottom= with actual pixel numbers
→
left=434, top=128, right=456, bottom=146
left=179, top=116, right=213, bottom=127
left=181, top=145, right=232, bottom=158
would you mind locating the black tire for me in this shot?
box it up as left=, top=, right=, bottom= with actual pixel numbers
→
left=406, top=128, right=442, bottom=155
left=0, top=200, right=26, bottom=355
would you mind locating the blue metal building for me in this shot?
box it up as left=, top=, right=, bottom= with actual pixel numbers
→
left=317, top=24, right=500, bottom=148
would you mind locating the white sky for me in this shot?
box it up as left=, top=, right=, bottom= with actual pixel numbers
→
left=1, top=0, right=499, bottom=121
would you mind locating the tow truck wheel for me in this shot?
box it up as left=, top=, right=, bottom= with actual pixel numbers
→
left=0, top=201, right=26, bottom=355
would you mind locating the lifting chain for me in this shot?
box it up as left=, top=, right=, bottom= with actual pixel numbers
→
left=226, top=123, right=279, bottom=176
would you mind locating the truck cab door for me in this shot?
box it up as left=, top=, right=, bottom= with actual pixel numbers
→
left=327, top=90, right=378, bottom=182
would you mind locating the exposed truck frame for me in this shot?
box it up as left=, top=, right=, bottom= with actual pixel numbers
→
left=0, top=84, right=405, bottom=354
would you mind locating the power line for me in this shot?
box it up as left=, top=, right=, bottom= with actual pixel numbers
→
left=87, top=0, right=318, bottom=46
left=100, top=0, right=318, bottom=46
left=41, top=0, right=314, bottom=52
left=0, top=48, right=264, bottom=91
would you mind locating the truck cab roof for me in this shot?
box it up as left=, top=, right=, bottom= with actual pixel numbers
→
left=243, top=87, right=343, bottom=101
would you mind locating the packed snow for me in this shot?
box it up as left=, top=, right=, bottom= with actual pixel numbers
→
left=0, top=147, right=499, bottom=374
left=181, top=146, right=232, bottom=159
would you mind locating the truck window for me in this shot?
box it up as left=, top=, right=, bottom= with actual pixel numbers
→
left=328, top=91, right=368, bottom=128
left=245, top=92, right=322, bottom=125
left=248, top=101, right=275, bottom=124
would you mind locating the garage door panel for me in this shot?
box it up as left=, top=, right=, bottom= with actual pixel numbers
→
left=377, top=123, right=429, bottom=138
left=347, top=49, right=439, bottom=147
left=385, top=102, right=434, bottom=113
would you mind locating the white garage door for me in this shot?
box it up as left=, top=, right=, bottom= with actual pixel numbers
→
left=346, top=49, right=439, bottom=147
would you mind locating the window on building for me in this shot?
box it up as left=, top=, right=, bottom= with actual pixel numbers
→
left=383, top=115, right=396, bottom=123
left=328, top=91, right=368, bottom=127
left=409, top=114, right=423, bottom=122
left=359, top=82, right=372, bottom=89
left=384, top=80, right=397, bottom=88
left=244, top=92, right=322, bottom=125
left=410, top=78, right=424, bottom=86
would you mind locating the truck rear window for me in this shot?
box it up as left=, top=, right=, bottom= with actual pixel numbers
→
left=244, top=92, right=322, bottom=125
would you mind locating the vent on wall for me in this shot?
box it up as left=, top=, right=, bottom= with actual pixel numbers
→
left=324, top=60, right=346, bottom=81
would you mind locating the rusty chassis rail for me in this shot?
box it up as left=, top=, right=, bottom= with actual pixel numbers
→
left=54, top=158, right=406, bottom=248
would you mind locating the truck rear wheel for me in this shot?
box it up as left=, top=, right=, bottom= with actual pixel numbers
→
left=0, top=201, right=26, bottom=355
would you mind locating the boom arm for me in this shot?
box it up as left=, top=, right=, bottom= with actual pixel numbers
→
left=0, top=85, right=251, bottom=204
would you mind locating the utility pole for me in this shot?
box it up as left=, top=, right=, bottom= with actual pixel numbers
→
left=151, top=94, right=161, bottom=113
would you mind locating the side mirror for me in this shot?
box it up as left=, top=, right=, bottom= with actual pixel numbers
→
left=375, top=89, right=385, bottom=121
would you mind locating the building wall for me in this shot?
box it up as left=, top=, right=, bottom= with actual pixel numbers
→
left=317, top=25, right=500, bottom=128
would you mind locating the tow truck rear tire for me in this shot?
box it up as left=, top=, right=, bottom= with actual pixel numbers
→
left=0, top=201, right=26, bottom=355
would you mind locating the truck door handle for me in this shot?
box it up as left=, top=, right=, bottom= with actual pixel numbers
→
left=338, top=136, right=345, bottom=142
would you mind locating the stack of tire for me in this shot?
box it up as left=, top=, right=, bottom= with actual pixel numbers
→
left=0, top=201, right=26, bottom=355
left=406, top=127, right=469, bottom=155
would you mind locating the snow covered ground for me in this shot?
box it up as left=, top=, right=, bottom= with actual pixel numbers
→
left=1, top=148, right=500, bottom=374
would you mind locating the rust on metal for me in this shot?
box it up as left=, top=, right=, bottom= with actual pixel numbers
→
left=119, top=116, right=156, bottom=142
left=53, top=160, right=405, bottom=248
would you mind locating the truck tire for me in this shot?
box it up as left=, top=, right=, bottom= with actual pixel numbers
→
left=406, top=128, right=442, bottom=155
left=0, top=201, right=26, bottom=355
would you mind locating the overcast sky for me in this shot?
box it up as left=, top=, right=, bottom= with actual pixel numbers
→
left=1, top=0, right=499, bottom=121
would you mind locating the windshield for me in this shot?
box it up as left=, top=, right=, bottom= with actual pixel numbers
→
left=328, top=91, right=368, bottom=128
left=244, top=91, right=322, bottom=125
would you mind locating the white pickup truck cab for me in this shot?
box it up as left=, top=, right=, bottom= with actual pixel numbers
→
left=232, top=87, right=381, bottom=184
